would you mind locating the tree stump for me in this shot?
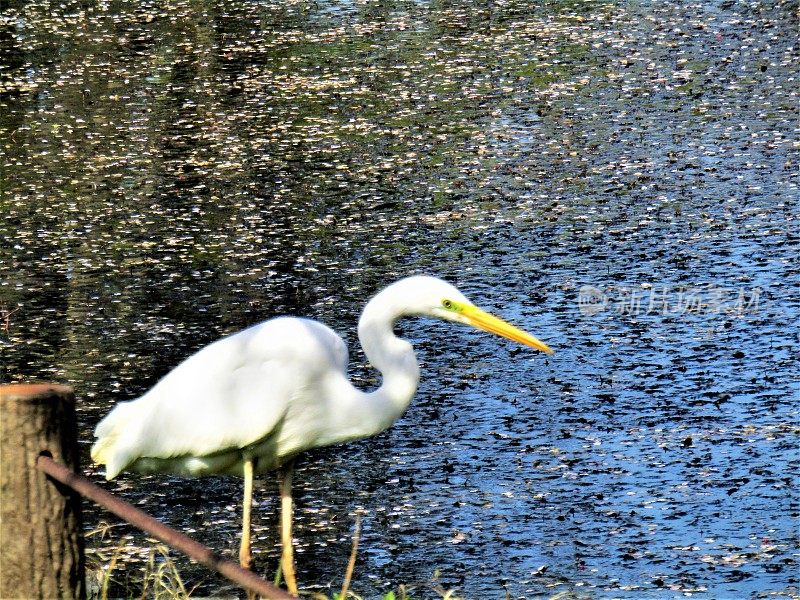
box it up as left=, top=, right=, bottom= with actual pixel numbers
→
left=0, top=384, right=86, bottom=599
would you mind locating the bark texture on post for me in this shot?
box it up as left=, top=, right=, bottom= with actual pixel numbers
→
left=0, top=384, right=86, bottom=600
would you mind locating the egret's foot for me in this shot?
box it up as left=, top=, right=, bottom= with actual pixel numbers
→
left=280, top=539, right=298, bottom=597
left=239, top=544, right=253, bottom=572
left=241, top=456, right=255, bottom=571
left=240, top=547, right=255, bottom=600
left=279, top=463, right=299, bottom=597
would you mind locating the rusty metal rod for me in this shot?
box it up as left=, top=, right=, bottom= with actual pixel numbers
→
left=36, top=455, right=294, bottom=600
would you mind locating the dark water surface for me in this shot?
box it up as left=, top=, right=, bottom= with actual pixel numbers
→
left=1, top=0, right=798, bottom=598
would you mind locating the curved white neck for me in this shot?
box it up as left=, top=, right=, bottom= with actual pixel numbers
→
left=356, top=289, right=420, bottom=426
left=361, top=307, right=419, bottom=408
left=320, top=285, right=421, bottom=444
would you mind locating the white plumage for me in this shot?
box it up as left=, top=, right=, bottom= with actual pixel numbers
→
left=91, top=275, right=553, bottom=595
left=93, top=317, right=351, bottom=479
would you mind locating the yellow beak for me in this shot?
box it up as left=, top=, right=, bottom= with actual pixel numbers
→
left=462, top=305, right=554, bottom=354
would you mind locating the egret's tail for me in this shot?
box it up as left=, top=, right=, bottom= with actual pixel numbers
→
left=91, top=401, right=138, bottom=480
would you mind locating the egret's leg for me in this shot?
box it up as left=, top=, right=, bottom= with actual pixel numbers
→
left=278, top=461, right=298, bottom=596
left=240, top=455, right=254, bottom=571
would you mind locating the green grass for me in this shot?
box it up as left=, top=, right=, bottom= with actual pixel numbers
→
left=86, top=520, right=463, bottom=599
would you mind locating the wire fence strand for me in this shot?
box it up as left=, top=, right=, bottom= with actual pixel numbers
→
left=36, top=454, right=294, bottom=600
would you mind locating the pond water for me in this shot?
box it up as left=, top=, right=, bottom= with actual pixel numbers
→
left=1, top=0, right=798, bottom=598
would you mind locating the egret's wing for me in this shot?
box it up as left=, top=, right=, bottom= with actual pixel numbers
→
left=93, top=317, right=349, bottom=479
left=93, top=357, right=296, bottom=478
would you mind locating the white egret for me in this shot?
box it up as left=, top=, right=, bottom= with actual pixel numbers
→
left=91, top=275, right=552, bottom=595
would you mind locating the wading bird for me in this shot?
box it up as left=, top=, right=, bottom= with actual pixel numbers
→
left=91, top=275, right=553, bottom=596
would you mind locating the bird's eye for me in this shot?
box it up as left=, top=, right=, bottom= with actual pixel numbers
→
left=442, top=299, right=455, bottom=310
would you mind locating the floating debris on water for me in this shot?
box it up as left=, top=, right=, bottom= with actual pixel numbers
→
left=1, top=0, right=797, bottom=598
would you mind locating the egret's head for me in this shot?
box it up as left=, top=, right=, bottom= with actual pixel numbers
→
left=384, top=275, right=553, bottom=354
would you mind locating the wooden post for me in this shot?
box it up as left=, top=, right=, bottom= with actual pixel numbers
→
left=0, top=384, right=86, bottom=599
